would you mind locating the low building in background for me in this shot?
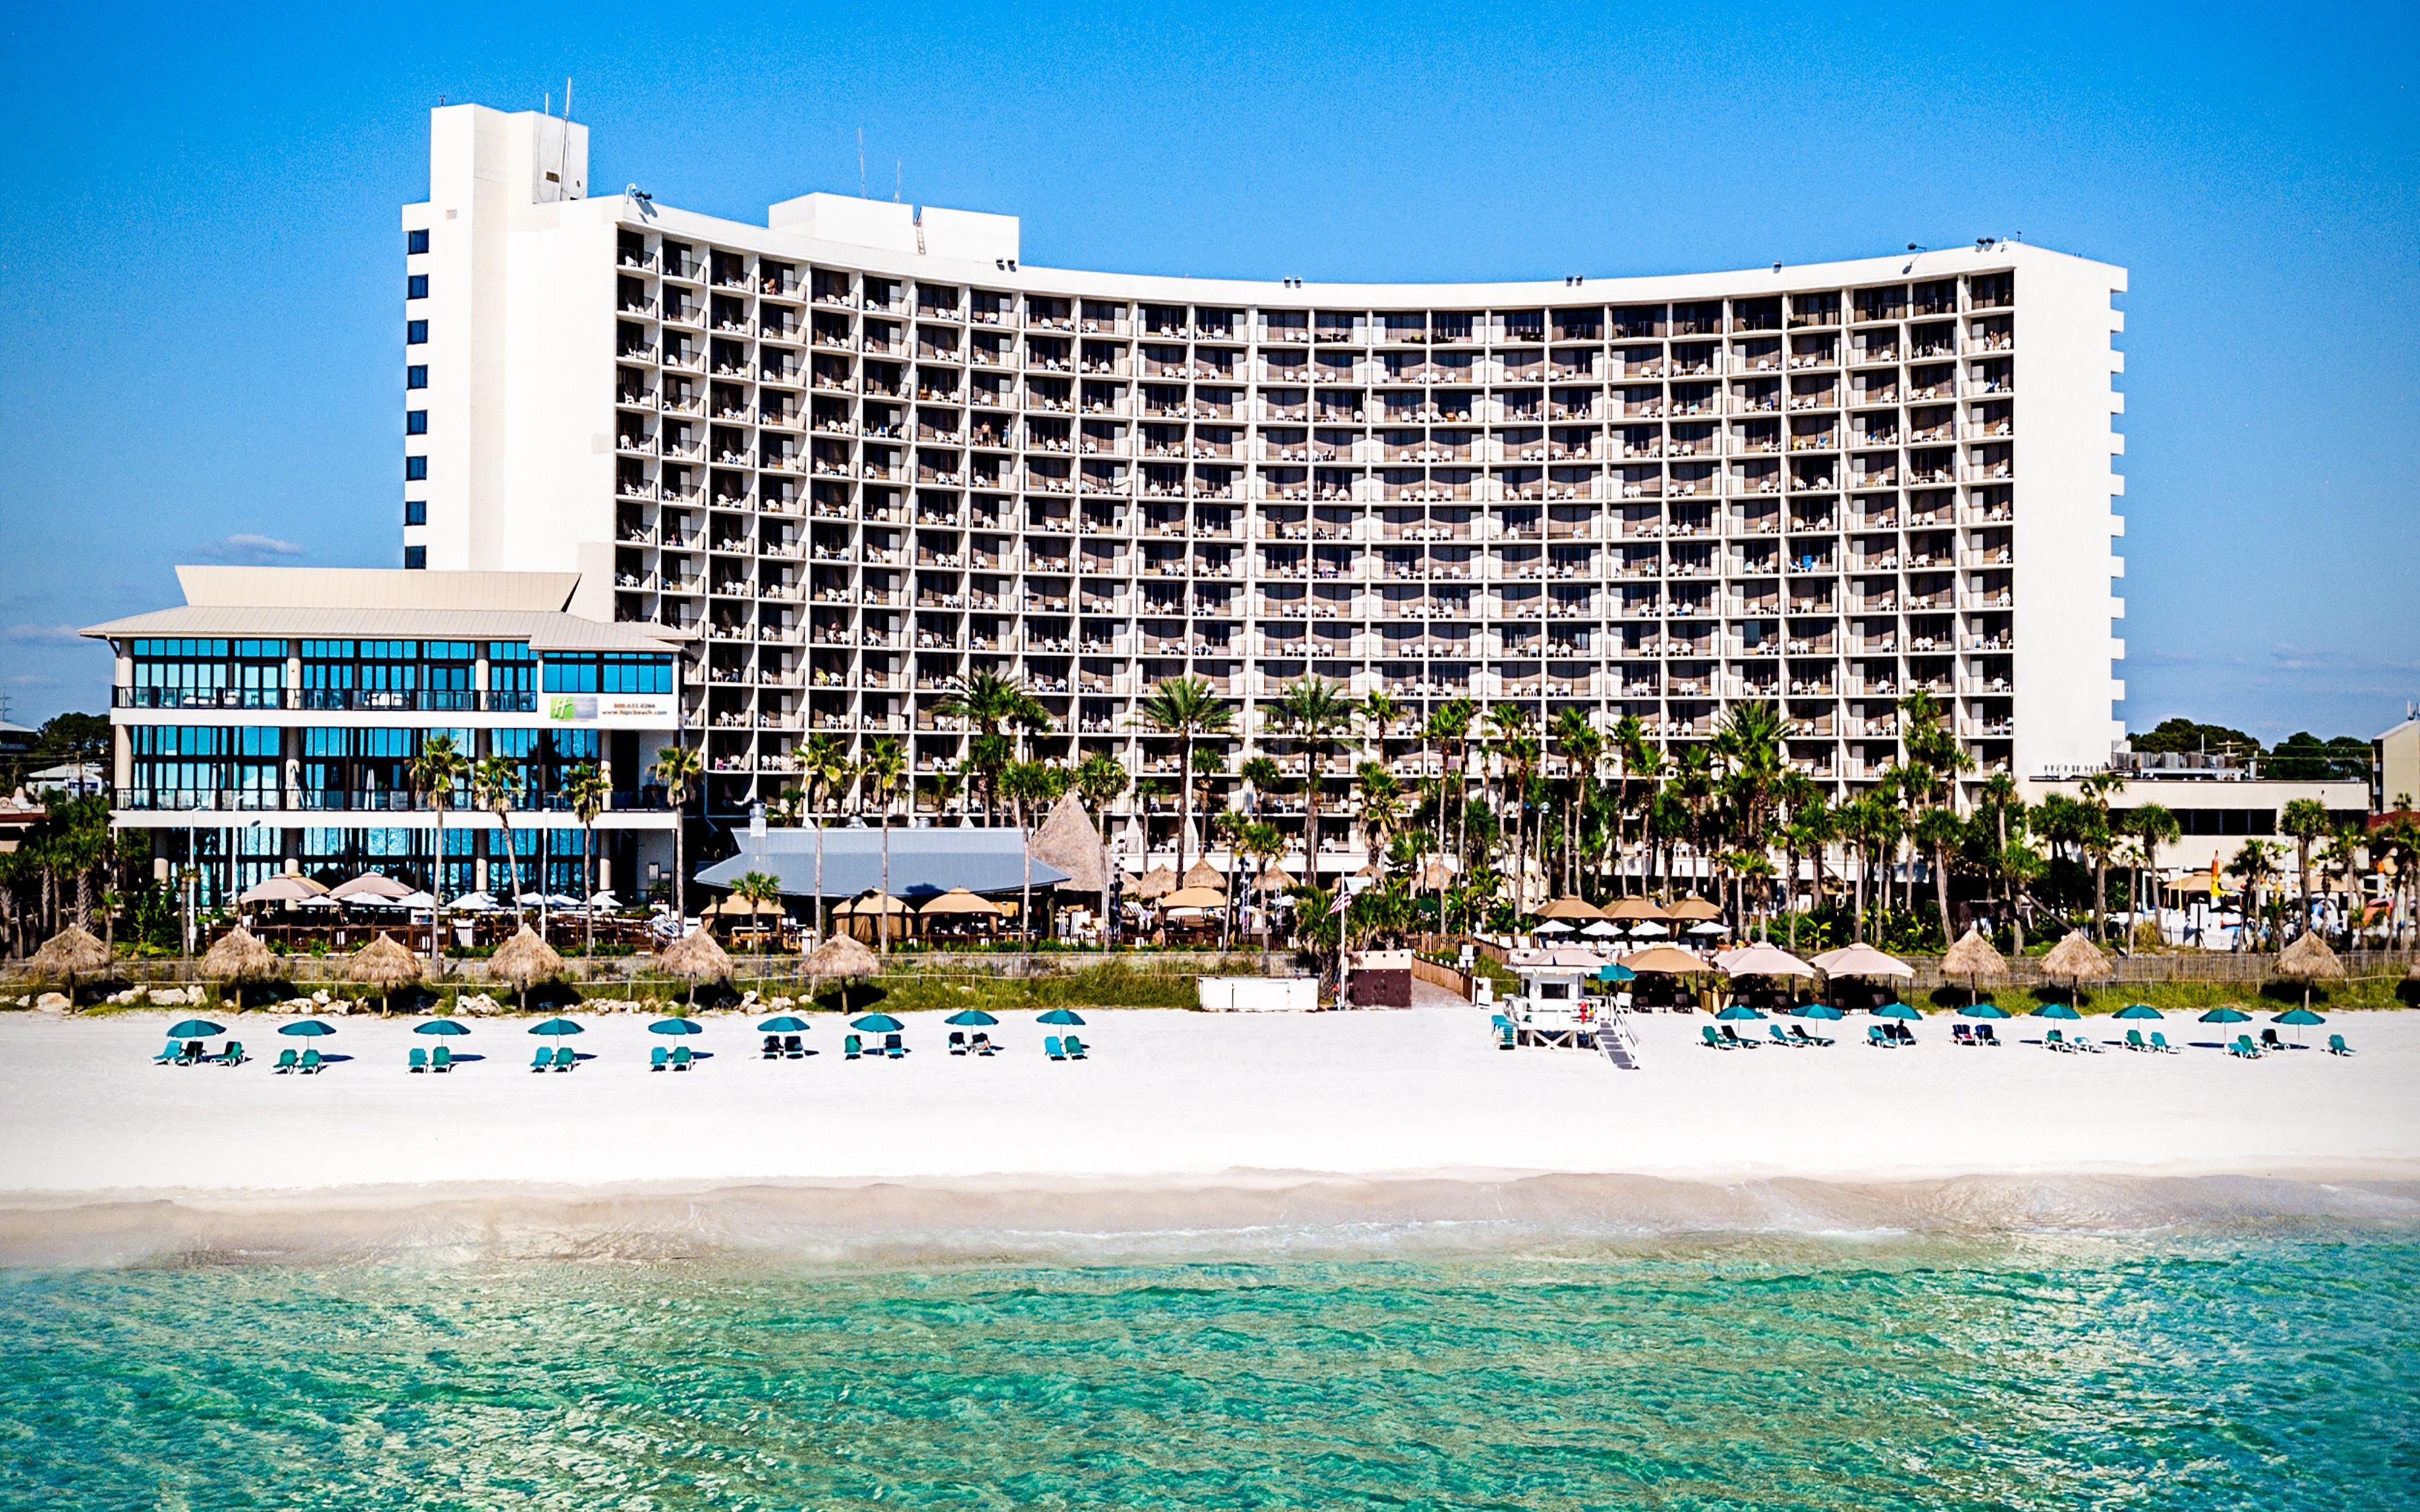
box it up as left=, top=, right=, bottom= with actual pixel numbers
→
left=83, top=567, right=685, bottom=907
left=2373, top=714, right=2420, bottom=816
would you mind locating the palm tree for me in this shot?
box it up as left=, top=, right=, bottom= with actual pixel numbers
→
left=1499, top=728, right=1541, bottom=909
left=730, top=868, right=782, bottom=951
left=1423, top=698, right=1475, bottom=879
left=471, top=753, right=526, bottom=927
left=409, top=734, right=469, bottom=966
left=1238, top=820, right=1285, bottom=948
left=563, top=762, right=610, bottom=956
left=1274, top=677, right=1357, bottom=888
left=2127, top=803, right=2181, bottom=942
left=2231, top=839, right=2280, bottom=950
left=1002, top=760, right=1056, bottom=945
left=2280, top=797, right=2332, bottom=942
left=1071, top=751, right=1128, bottom=944
left=1666, top=743, right=1715, bottom=898
left=2077, top=769, right=2127, bottom=941
left=1779, top=783, right=1834, bottom=950
left=931, top=670, right=1037, bottom=823
left=859, top=737, right=906, bottom=953
left=650, top=741, right=704, bottom=925
left=1361, top=692, right=1405, bottom=749
left=1356, top=761, right=1404, bottom=882
left=800, top=734, right=852, bottom=942
left=1609, top=714, right=1658, bottom=896
left=1913, top=806, right=1964, bottom=947
left=1551, top=708, right=1601, bottom=897
left=1135, top=676, right=1232, bottom=885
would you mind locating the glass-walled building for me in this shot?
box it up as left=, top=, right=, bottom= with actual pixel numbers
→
left=87, top=567, right=685, bottom=906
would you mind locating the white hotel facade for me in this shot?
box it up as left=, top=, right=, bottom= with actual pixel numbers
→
left=404, top=105, right=2126, bottom=844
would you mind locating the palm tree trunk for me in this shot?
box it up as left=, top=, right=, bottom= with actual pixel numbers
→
left=1176, top=735, right=1194, bottom=884
left=1019, top=795, right=1033, bottom=947
left=880, top=816, right=893, bottom=954
left=1933, top=842, right=1953, bottom=948
left=583, top=823, right=595, bottom=956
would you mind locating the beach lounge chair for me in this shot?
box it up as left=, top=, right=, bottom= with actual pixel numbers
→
left=1769, top=1023, right=1794, bottom=1048
left=275, top=1048, right=299, bottom=1073
left=410, top=1047, right=429, bottom=1073
left=2124, top=1029, right=2147, bottom=1052
left=783, top=1035, right=804, bottom=1058
left=218, top=1041, right=244, bottom=1066
left=1719, top=1025, right=1755, bottom=1048
left=178, top=1040, right=206, bottom=1066
left=672, top=1045, right=694, bottom=1071
left=2044, top=1029, right=2067, bottom=1052
left=651, top=1045, right=670, bottom=1072
left=300, top=1049, right=323, bottom=1074
left=1045, top=1035, right=1067, bottom=1061
left=1064, top=1035, right=1088, bottom=1060
left=1867, top=1025, right=1890, bottom=1048
left=843, top=1034, right=863, bottom=1061
left=2150, top=1031, right=2173, bottom=1054
left=2326, top=1034, right=2355, bottom=1057
left=972, top=1031, right=995, bottom=1056
left=154, top=1040, right=183, bottom=1065
left=1702, top=1025, right=1728, bottom=1050
left=1952, top=1024, right=1973, bottom=1046
left=1889, top=1022, right=1916, bottom=1045
left=1976, top=1024, right=2001, bottom=1046
left=552, top=1045, right=575, bottom=1072
left=432, top=1044, right=453, bottom=1072
left=949, top=1031, right=969, bottom=1055
left=2232, top=1034, right=2263, bottom=1059
left=532, top=1046, right=554, bottom=1072
left=760, top=1035, right=782, bottom=1059
left=2070, top=1032, right=2100, bottom=1054
left=2260, top=1028, right=2284, bottom=1051
left=1789, top=1025, right=1832, bottom=1048
left=884, top=1032, right=905, bottom=1059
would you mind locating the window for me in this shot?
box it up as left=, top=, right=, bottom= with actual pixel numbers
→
left=405, top=410, right=428, bottom=435
left=407, top=320, right=428, bottom=344
left=403, top=500, right=427, bottom=526
left=406, top=365, right=428, bottom=389
left=407, top=273, right=428, bottom=300
left=405, top=456, right=427, bottom=481
left=407, top=228, right=430, bottom=255
left=404, top=546, right=427, bottom=570
left=543, top=652, right=675, bottom=694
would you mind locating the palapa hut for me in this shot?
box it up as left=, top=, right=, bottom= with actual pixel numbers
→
left=2274, top=930, right=2346, bottom=1011
left=1604, top=897, right=1667, bottom=923
left=2040, top=930, right=2112, bottom=1001
left=658, top=926, right=734, bottom=1005
left=489, top=924, right=567, bottom=1013
left=1029, top=793, right=1110, bottom=931
left=1254, top=862, right=1298, bottom=894
left=1938, top=927, right=2008, bottom=1005
left=201, top=926, right=283, bottom=1004
left=1536, top=896, right=1607, bottom=923
left=28, top=925, right=111, bottom=998
left=344, top=932, right=424, bottom=1015
left=1131, top=865, right=1178, bottom=902
left=1411, top=858, right=1454, bottom=893
left=1159, top=885, right=1227, bottom=912
left=1181, top=859, right=1227, bottom=892
left=1618, top=942, right=1721, bottom=1011
left=1662, top=896, right=1724, bottom=924
left=803, top=931, right=880, bottom=1008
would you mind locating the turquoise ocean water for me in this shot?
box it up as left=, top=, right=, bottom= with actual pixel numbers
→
left=2, top=1231, right=2415, bottom=1509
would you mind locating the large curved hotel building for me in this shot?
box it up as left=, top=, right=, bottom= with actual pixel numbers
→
left=405, top=105, right=2126, bottom=835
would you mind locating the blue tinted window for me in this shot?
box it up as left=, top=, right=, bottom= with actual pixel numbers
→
left=404, top=546, right=427, bottom=570
left=407, top=273, right=428, bottom=299
left=405, top=456, right=427, bottom=480
left=407, top=228, right=430, bottom=255
left=404, top=500, right=426, bottom=526
left=405, top=410, right=428, bottom=435
left=406, top=320, right=428, bottom=344
left=406, top=365, right=428, bottom=389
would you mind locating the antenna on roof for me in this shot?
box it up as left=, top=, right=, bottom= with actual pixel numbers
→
left=895, top=159, right=902, bottom=203
left=858, top=129, right=867, bottom=199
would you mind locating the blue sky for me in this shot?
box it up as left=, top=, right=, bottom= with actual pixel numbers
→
left=2, top=1, right=2413, bottom=741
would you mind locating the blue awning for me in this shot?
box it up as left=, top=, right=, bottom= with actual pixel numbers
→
left=695, top=826, right=1070, bottom=900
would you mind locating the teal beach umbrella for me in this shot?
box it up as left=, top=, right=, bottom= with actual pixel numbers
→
left=1793, top=1003, right=1845, bottom=1020
left=1597, top=963, right=1636, bottom=983
left=278, top=1020, right=338, bottom=1037
left=1955, top=1002, right=2010, bottom=1018
left=1715, top=1003, right=1765, bottom=1021
left=2113, top=1004, right=2162, bottom=1020
left=649, top=1017, right=704, bottom=1035
left=946, top=1009, right=999, bottom=1026
left=165, top=1020, right=224, bottom=1040
left=1037, top=1008, right=1085, bottom=1026
left=1872, top=1002, right=1922, bottom=1021
left=2030, top=1003, right=2081, bottom=1020
left=413, top=1019, right=471, bottom=1035
left=851, top=1013, right=905, bottom=1033
left=2199, top=1007, right=2251, bottom=1024
left=2274, top=1006, right=2323, bottom=1045
left=528, top=1018, right=585, bottom=1036
left=757, top=1015, right=809, bottom=1033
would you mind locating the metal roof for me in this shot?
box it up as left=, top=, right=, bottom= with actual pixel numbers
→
left=696, top=826, right=1070, bottom=899
left=177, top=566, right=579, bottom=611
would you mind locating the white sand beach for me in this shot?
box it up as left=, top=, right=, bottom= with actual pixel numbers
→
left=2, top=1001, right=2415, bottom=1211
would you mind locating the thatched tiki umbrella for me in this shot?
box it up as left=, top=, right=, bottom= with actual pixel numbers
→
left=1940, top=927, right=2009, bottom=1006
left=658, top=925, right=734, bottom=1006
left=489, top=924, right=567, bottom=1014
left=345, top=932, right=426, bottom=1016
left=201, top=925, right=283, bottom=1005
left=28, top=925, right=111, bottom=1001
left=1028, top=793, right=1107, bottom=947
left=2040, top=930, right=2112, bottom=1004
left=804, top=931, right=879, bottom=1008
left=2274, top=930, right=2346, bottom=1012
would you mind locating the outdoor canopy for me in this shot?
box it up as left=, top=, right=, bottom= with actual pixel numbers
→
left=1810, top=943, right=1915, bottom=980
left=1617, top=945, right=1715, bottom=974
left=1716, top=943, right=1816, bottom=978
